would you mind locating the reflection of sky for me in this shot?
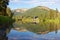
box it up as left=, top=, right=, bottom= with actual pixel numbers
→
left=9, top=0, right=60, bottom=11
left=7, top=29, right=60, bottom=40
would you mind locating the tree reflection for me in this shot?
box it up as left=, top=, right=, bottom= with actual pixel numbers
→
left=14, top=21, right=59, bottom=34
left=0, top=28, right=8, bottom=40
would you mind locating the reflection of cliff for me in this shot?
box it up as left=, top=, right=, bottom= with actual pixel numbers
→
left=14, top=27, right=27, bottom=32
left=37, top=31, right=49, bottom=34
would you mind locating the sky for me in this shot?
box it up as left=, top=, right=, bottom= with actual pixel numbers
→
left=8, top=0, right=60, bottom=11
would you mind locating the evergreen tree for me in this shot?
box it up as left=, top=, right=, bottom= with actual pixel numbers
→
left=56, top=8, right=58, bottom=17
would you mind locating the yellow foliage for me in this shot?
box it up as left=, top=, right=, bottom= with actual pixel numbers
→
left=22, top=17, right=33, bottom=23
left=32, top=18, right=40, bottom=23
left=54, top=18, right=59, bottom=24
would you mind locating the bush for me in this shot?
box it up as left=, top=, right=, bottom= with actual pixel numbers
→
left=0, top=15, right=14, bottom=24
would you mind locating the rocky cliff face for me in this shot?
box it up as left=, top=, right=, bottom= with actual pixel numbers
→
left=15, top=8, right=28, bottom=13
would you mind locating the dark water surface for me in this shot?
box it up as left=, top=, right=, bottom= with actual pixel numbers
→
left=7, top=29, right=60, bottom=40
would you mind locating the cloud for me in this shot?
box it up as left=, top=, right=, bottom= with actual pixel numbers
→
left=10, top=0, right=59, bottom=5
left=10, top=0, right=21, bottom=3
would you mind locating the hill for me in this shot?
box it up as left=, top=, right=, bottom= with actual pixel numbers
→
left=13, top=8, right=28, bottom=16
left=13, top=6, right=59, bottom=19
left=23, top=6, right=59, bottom=19
left=23, top=6, right=51, bottom=19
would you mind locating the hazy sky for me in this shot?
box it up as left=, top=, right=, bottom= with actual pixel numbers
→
left=8, top=0, right=60, bottom=11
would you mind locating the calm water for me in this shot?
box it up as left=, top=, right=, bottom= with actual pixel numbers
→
left=7, top=22, right=60, bottom=40
left=7, top=29, right=60, bottom=40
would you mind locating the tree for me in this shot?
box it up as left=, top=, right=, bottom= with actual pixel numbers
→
left=0, top=0, right=9, bottom=16
left=56, top=8, right=58, bottom=17
left=0, top=0, right=15, bottom=40
left=6, top=7, right=14, bottom=18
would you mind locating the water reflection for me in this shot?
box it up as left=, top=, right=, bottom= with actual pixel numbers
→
left=13, top=21, right=59, bottom=34
left=7, top=21, right=60, bottom=40
left=7, top=29, right=60, bottom=40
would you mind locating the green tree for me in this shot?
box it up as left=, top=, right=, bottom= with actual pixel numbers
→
left=0, top=0, right=15, bottom=40
left=0, top=0, right=9, bottom=16
left=56, top=8, right=58, bottom=17
left=6, top=7, right=14, bottom=18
